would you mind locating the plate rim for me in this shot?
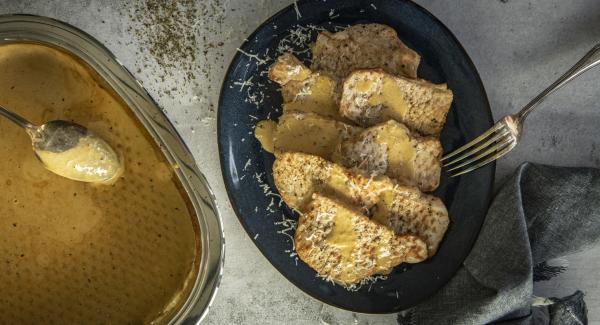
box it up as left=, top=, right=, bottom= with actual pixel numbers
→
left=217, top=0, right=495, bottom=314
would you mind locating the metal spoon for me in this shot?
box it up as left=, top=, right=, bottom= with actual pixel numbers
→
left=0, top=104, right=123, bottom=184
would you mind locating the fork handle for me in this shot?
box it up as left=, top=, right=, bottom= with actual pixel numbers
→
left=518, top=43, right=600, bottom=120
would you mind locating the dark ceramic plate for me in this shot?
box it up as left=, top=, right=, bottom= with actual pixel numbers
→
left=218, top=0, right=494, bottom=313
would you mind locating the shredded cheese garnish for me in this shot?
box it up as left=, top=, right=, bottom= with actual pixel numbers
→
left=236, top=48, right=268, bottom=66
left=293, top=1, right=302, bottom=19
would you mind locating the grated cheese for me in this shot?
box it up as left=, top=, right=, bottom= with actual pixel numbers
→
left=275, top=214, right=298, bottom=251
left=236, top=48, right=268, bottom=66
left=243, top=158, right=252, bottom=171
left=233, top=75, right=254, bottom=92
left=293, top=1, right=302, bottom=19
left=345, top=275, right=389, bottom=292
left=267, top=197, right=275, bottom=210
left=275, top=24, right=325, bottom=56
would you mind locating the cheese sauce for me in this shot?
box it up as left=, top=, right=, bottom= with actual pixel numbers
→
left=374, top=122, right=416, bottom=184
left=366, top=76, right=409, bottom=122
left=273, top=113, right=347, bottom=160
left=324, top=207, right=358, bottom=284
left=254, top=120, right=276, bottom=153
left=0, top=43, right=198, bottom=324
left=34, top=134, right=124, bottom=184
left=282, top=74, right=340, bottom=120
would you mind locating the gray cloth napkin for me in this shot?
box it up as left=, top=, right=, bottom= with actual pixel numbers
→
left=398, top=163, right=600, bottom=324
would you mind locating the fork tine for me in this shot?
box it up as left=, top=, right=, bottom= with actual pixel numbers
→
left=443, top=127, right=510, bottom=167
left=441, top=123, right=504, bottom=161
left=446, top=137, right=514, bottom=173
left=450, top=141, right=515, bottom=177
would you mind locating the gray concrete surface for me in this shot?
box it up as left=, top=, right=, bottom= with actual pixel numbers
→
left=1, top=0, right=599, bottom=324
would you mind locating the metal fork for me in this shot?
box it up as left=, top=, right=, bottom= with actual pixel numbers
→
left=443, top=43, right=600, bottom=177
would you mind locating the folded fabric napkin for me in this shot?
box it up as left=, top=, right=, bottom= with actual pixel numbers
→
left=398, top=163, right=600, bottom=324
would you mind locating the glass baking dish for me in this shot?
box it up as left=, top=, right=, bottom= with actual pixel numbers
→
left=0, top=14, right=224, bottom=324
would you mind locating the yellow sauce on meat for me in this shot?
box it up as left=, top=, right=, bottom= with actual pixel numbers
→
left=367, top=77, right=409, bottom=122
left=0, top=43, right=198, bottom=324
left=324, top=207, right=358, bottom=284
left=282, top=74, right=340, bottom=120
left=324, top=167, right=355, bottom=204
left=255, top=113, right=351, bottom=160
left=272, top=113, right=344, bottom=160
left=374, top=122, right=416, bottom=184
left=372, top=189, right=395, bottom=227
left=370, top=190, right=397, bottom=274
left=254, top=120, right=276, bottom=153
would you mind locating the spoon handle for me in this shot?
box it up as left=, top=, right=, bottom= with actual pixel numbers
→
left=0, top=104, right=34, bottom=129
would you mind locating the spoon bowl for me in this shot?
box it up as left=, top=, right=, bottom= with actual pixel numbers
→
left=0, top=105, right=123, bottom=184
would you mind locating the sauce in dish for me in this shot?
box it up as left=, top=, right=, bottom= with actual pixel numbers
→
left=0, top=43, right=198, bottom=324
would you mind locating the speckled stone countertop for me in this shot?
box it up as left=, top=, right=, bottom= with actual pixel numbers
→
left=1, top=0, right=599, bottom=323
